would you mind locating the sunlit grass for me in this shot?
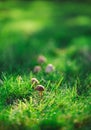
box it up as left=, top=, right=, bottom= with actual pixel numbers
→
left=0, top=72, right=91, bottom=130
left=3, top=20, right=44, bottom=34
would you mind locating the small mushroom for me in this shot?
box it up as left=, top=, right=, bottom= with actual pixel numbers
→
left=35, top=85, right=45, bottom=97
left=45, top=64, right=55, bottom=73
left=37, top=55, right=47, bottom=64
left=31, top=78, right=39, bottom=85
left=33, top=66, right=42, bottom=73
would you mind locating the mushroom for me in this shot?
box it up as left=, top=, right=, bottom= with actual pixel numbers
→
left=45, top=64, right=55, bottom=73
left=35, top=85, right=45, bottom=97
left=33, top=66, right=42, bottom=73
left=31, top=78, right=39, bottom=86
left=37, top=55, right=47, bottom=64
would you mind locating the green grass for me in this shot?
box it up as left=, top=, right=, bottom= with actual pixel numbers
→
left=0, top=72, right=91, bottom=130
left=0, top=1, right=91, bottom=130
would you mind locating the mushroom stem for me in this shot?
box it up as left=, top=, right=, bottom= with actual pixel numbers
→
left=31, top=78, right=39, bottom=89
left=39, top=91, right=43, bottom=97
left=35, top=85, right=45, bottom=98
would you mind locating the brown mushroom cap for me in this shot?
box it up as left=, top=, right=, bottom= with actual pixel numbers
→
left=31, top=78, right=39, bottom=84
left=45, top=64, right=55, bottom=73
left=33, top=66, right=42, bottom=73
left=37, top=55, right=47, bottom=64
left=35, top=85, right=45, bottom=91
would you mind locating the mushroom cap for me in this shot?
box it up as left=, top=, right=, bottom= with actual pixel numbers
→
left=31, top=78, right=39, bottom=84
left=37, top=55, right=47, bottom=64
left=33, top=66, right=42, bottom=73
left=45, top=64, right=55, bottom=73
left=35, top=85, right=45, bottom=91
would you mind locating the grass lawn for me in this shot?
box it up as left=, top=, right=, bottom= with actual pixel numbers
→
left=0, top=1, right=91, bottom=130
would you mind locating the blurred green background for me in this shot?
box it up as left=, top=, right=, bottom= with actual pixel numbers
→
left=0, top=0, right=91, bottom=74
